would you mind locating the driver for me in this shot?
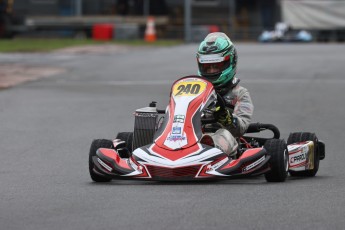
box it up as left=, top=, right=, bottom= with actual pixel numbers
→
left=197, top=32, right=254, bottom=157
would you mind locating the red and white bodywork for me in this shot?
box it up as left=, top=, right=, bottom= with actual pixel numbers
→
left=288, top=141, right=315, bottom=171
left=91, top=76, right=271, bottom=181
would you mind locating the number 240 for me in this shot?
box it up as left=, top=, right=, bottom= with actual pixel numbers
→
left=176, top=84, right=201, bottom=96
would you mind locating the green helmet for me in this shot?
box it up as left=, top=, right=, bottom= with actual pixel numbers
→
left=196, top=32, right=237, bottom=89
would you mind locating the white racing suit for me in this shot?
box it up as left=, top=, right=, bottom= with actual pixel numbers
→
left=203, top=78, right=254, bottom=157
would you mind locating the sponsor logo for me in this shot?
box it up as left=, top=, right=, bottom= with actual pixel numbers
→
left=243, top=156, right=265, bottom=172
left=198, top=54, right=224, bottom=63
left=172, top=127, right=181, bottom=134
left=167, top=135, right=186, bottom=142
left=173, top=115, right=185, bottom=123
left=290, top=153, right=306, bottom=164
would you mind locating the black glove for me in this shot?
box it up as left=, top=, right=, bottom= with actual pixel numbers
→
left=214, top=106, right=233, bottom=126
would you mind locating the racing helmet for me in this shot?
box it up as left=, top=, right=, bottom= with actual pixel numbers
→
left=197, top=32, right=238, bottom=89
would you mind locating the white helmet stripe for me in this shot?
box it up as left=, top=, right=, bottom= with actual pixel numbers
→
left=198, top=54, right=225, bottom=63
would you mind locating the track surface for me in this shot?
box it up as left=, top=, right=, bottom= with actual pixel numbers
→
left=0, top=44, right=344, bottom=230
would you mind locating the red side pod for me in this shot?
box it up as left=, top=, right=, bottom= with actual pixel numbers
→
left=98, top=148, right=132, bottom=170
left=219, top=159, right=240, bottom=170
left=219, top=148, right=267, bottom=174
left=240, top=148, right=264, bottom=159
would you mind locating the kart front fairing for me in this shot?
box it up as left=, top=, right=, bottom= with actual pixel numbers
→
left=153, top=76, right=216, bottom=150
left=93, top=76, right=270, bottom=180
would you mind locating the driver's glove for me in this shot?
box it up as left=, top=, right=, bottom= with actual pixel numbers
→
left=214, top=106, right=233, bottom=127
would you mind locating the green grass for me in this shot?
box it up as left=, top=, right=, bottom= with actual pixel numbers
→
left=0, top=38, right=183, bottom=52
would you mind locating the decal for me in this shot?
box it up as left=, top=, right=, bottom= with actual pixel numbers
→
left=167, top=135, right=186, bottom=142
left=198, top=54, right=224, bottom=63
left=242, top=156, right=265, bottom=172
left=290, top=153, right=306, bottom=164
left=172, top=80, right=207, bottom=97
left=289, top=143, right=310, bottom=167
left=173, top=115, right=185, bottom=123
left=172, top=127, right=182, bottom=134
left=97, top=158, right=112, bottom=172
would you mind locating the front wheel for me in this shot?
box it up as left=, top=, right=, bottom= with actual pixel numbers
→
left=264, top=139, right=289, bottom=182
left=88, top=139, right=113, bottom=182
left=287, top=132, right=319, bottom=177
left=116, top=132, right=133, bottom=152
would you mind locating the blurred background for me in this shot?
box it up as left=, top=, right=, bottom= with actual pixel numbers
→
left=0, top=0, right=344, bottom=43
left=1, top=2, right=345, bottom=230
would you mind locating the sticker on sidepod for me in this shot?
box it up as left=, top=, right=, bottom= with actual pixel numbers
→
left=242, top=156, right=266, bottom=172
left=172, top=79, right=207, bottom=97
left=288, top=143, right=310, bottom=167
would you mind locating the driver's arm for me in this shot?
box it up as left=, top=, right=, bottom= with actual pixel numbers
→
left=227, top=86, right=254, bottom=137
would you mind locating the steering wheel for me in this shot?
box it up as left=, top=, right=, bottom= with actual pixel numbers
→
left=201, top=93, right=226, bottom=125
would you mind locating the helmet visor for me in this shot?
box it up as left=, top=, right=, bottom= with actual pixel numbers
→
left=198, top=54, right=230, bottom=76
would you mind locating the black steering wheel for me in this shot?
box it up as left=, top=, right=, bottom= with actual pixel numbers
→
left=201, top=93, right=226, bottom=125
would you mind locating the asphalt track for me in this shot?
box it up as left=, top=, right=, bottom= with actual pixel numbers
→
left=0, top=43, right=344, bottom=230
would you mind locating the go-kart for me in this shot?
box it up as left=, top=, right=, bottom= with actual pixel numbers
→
left=89, top=76, right=325, bottom=182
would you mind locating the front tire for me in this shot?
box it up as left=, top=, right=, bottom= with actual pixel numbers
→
left=116, top=132, right=133, bottom=153
left=287, top=132, right=319, bottom=177
left=264, top=139, right=289, bottom=182
left=89, top=139, right=113, bottom=182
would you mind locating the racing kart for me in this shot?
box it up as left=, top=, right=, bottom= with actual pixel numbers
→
left=89, top=76, right=325, bottom=182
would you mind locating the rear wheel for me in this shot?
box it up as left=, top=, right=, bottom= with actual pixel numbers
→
left=264, top=139, right=289, bottom=182
left=88, top=139, right=113, bottom=182
left=116, top=132, right=133, bottom=152
left=287, top=132, right=319, bottom=177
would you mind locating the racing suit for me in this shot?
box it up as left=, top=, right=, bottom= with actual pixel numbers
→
left=203, top=78, right=254, bottom=157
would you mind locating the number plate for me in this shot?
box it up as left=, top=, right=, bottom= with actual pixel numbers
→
left=172, top=79, right=207, bottom=97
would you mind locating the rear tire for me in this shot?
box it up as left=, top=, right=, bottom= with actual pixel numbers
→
left=264, top=139, right=289, bottom=182
left=116, top=132, right=133, bottom=152
left=88, top=139, right=113, bottom=182
left=287, top=132, right=319, bottom=177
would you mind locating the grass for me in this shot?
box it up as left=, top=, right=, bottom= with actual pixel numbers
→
left=0, top=38, right=183, bottom=52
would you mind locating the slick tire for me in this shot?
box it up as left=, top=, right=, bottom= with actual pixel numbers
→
left=287, top=132, right=319, bottom=177
left=89, top=139, right=113, bottom=182
left=116, top=132, right=133, bottom=153
left=264, top=139, right=289, bottom=182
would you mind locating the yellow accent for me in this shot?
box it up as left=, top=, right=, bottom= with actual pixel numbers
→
left=307, top=141, right=315, bottom=170
left=172, top=80, right=207, bottom=97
